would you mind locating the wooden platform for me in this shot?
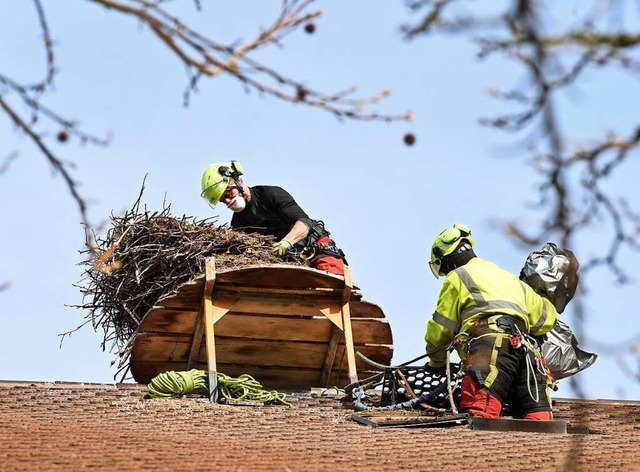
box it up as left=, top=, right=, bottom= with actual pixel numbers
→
left=130, top=262, right=393, bottom=391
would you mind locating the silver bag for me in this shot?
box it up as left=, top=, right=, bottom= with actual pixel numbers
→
left=520, top=243, right=597, bottom=379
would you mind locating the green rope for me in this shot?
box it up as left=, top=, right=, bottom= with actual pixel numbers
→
left=147, top=369, right=290, bottom=405
left=355, top=349, right=388, bottom=369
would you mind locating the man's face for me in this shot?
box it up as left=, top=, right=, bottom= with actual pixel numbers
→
left=220, top=178, right=242, bottom=206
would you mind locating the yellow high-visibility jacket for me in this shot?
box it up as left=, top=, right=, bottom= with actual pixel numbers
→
left=425, top=257, right=558, bottom=367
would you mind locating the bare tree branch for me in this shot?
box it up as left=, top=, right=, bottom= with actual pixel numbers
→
left=404, top=0, right=640, bottom=398
left=404, top=0, right=640, bottom=279
left=1, top=0, right=411, bottom=262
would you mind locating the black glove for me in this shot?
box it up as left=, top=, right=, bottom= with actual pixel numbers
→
left=424, top=363, right=447, bottom=377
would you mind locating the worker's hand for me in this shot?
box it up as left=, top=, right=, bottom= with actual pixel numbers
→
left=272, top=239, right=293, bottom=257
left=424, top=363, right=447, bottom=377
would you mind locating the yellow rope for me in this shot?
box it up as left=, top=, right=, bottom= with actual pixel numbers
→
left=147, top=369, right=290, bottom=405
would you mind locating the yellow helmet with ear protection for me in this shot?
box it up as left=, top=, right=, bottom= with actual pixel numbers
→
left=429, top=223, right=474, bottom=278
left=200, top=161, right=244, bottom=206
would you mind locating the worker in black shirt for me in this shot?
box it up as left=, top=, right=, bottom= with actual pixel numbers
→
left=201, top=161, right=347, bottom=275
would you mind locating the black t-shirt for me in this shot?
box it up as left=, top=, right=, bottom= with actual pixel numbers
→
left=230, top=185, right=314, bottom=240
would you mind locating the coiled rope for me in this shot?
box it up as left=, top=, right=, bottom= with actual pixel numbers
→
left=147, top=369, right=290, bottom=405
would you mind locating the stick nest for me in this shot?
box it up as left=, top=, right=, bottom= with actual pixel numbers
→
left=71, top=189, right=304, bottom=377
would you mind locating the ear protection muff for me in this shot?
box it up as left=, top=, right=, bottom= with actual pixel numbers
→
left=452, top=223, right=471, bottom=238
left=438, top=227, right=463, bottom=246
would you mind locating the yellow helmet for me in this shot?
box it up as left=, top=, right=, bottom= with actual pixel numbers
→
left=429, top=223, right=474, bottom=278
left=201, top=161, right=244, bottom=206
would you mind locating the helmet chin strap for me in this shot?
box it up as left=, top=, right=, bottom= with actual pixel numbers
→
left=441, top=242, right=476, bottom=275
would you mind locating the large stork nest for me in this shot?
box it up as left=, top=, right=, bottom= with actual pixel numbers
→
left=70, top=189, right=304, bottom=377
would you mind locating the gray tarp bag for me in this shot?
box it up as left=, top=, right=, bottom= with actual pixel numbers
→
left=520, top=242, right=597, bottom=380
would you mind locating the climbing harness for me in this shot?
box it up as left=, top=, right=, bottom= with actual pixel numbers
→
left=511, top=326, right=559, bottom=394
left=299, top=220, right=347, bottom=263
left=147, top=369, right=290, bottom=405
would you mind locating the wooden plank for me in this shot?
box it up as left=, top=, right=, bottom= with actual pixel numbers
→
left=333, top=344, right=392, bottom=375
left=139, top=307, right=200, bottom=333
left=186, top=306, right=205, bottom=369
left=130, top=335, right=392, bottom=372
left=214, top=284, right=342, bottom=298
left=137, top=312, right=392, bottom=345
left=141, top=311, right=331, bottom=339
left=341, top=266, right=358, bottom=384
left=203, top=258, right=218, bottom=401
left=155, top=282, right=379, bottom=317
left=350, top=300, right=385, bottom=318
left=319, top=325, right=341, bottom=387
left=352, top=319, right=393, bottom=345
left=217, top=364, right=322, bottom=391
left=215, top=265, right=345, bottom=289
left=155, top=280, right=204, bottom=309
left=216, top=315, right=333, bottom=342
left=132, top=336, right=325, bottom=368
left=222, top=295, right=333, bottom=316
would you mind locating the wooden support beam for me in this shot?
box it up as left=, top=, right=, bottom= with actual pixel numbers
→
left=203, top=258, right=218, bottom=402
left=315, top=303, right=343, bottom=329
left=341, top=266, right=358, bottom=384
left=186, top=305, right=205, bottom=370
left=319, top=325, right=342, bottom=387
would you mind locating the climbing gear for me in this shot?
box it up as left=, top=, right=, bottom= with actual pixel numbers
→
left=147, top=369, right=290, bottom=405
left=298, top=221, right=347, bottom=275
left=429, top=223, right=474, bottom=278
left=201, top=160, right=244, bottom=206
left=511, top=326, right=558, bottom=393
left=300, top=221, right=345, bottom=261
left=272, top=238, right=293, bottom=256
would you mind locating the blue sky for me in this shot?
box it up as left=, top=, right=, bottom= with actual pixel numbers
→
left=1, top=1, right=639, bottom=400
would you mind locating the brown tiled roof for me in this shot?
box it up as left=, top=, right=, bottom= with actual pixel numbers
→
left=1, top=380, right=639, bottom=471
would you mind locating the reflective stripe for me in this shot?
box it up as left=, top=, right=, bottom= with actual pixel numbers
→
left=456, top=265, right=529, bottom=324
left=433, top=310, right=459, bottom=333
left=531, top=301, right=548, bottom=334
left=461, top=300, right=527, bottom=321
left=456, top=267, right=486, bottom=308
left=519, top=281, right=528, bottom=300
